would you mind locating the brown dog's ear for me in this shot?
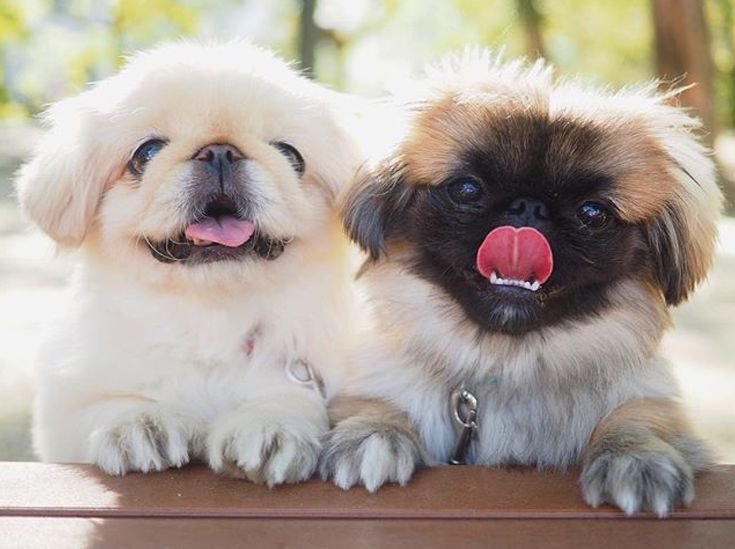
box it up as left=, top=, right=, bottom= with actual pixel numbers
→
left=340, top=161, right=414, bottom=260
left=645, top=201, right=713, bottom=305
left=643, top=107, right=722, bottom=306
left=15, top=96, right=112, bottom=246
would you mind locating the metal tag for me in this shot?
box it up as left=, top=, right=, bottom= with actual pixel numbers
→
left=285, top=358, right=326, bottom=400
left=449, top=388, right=479, bottom=465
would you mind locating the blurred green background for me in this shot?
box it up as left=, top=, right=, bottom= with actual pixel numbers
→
left=0, top=0, right=733, bottom=462
left=0, top=1, right=731, bottom=122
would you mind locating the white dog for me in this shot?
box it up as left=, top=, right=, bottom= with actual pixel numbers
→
left=16, top=41, right=362, bottom=484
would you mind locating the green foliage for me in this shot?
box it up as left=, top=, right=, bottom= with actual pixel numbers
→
left=0, top=0, right=27, bottom=116
left=539, top=0, right=652, bottom=85
left=0, top=0, right=25, bottom=45
left=113, top=0, right=200, bottom=46
left=708, top=0, right=735, bottom=128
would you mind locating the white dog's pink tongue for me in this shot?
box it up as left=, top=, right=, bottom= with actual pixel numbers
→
left=184, top=216, right=255, bottom=247
left=476, top=226, right=553, bottom=284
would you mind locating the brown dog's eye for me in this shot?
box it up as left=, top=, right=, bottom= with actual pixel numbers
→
left=577, top=202, right=610, bottom=228
left=273, top=141, right=305, bottom=176
left=129, top=139, right=167, bottom=177
left=448, top=178, right=483, bottom=204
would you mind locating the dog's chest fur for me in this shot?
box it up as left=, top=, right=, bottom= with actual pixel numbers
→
left=354, top=265, right=679, bottom=468
left=379, top=350, right=677, bottom=469
left=440, top=374, right=605, bottom=467
left=44, top=259, right=354, bottom=423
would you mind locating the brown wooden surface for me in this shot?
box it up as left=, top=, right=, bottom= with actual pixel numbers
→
left=2, top=518, right=734, bottom=549
left=1, top=463, right=734, bottom=548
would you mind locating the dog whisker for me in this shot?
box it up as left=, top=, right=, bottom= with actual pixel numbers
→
left=142, top=233, right=186, bottom=262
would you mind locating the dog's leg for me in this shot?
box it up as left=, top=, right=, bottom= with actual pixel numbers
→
left=83, top=400, right=198, bottom=475
left=206, top=392, right=327, bottom=485
left=319, top=396, right=427, bottom=492
left=580, top=397, right=713, bottom=517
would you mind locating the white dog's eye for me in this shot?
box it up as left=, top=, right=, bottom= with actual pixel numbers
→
left=273, top=141, right=305, bottom=176
left=129, top=139, right=167, bottom=177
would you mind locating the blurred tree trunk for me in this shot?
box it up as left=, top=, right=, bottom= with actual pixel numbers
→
left=717, top=0, right=735, bottom=129
left=715, top=0, right=735, bottom=211
left=651, top=0, right=715, bottom=144
left=299, top=0, right=318, bottom=78
left=517, top=0, right=545, bottom=59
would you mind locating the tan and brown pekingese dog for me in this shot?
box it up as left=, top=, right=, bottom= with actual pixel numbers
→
left=17, top=41, right=363, bottom=484
left=320, top=52, right=723, bottom=516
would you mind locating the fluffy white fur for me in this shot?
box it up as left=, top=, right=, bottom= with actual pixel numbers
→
left=17, top=41, right=362, bottom=483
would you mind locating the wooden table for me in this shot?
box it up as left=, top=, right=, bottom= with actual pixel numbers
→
left=1, top=463, right=733, bottom=548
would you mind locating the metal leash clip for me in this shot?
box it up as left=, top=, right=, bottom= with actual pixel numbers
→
left=449, top=388, right=479, bottom=465
left=285, top=357, right=327, bottom=400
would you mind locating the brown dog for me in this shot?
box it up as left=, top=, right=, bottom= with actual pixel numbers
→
left=320, top=52, right=722, bottom=516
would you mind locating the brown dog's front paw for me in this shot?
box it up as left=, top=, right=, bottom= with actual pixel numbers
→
left=580, top=436, right=694, bottom=517
left=319, top=416, right=424, bottom=492
left=207, top=398, right=327, bottom=486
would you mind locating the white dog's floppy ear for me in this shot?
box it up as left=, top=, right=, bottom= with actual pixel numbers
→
left=302, top=92, right=367, bottom=202
left=16, top=96, right=111, bottom=246
left=643, top=100, right=723, bottom=306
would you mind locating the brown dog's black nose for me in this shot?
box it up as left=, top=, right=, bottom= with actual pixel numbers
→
left=507, top=197, right=551, bottom=229
left=194, top=144, right=245, bottom=165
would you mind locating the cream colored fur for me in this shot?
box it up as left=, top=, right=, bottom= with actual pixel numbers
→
left=16, top=41, right=362, bottom=483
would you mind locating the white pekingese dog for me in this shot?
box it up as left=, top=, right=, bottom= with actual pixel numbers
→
left=16, top=41, right=363, bottom=484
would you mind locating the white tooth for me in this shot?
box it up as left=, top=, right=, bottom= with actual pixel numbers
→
left=489, top=275, right=542, bottom=291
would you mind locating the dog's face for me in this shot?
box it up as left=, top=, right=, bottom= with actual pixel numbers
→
left=344, top=56, right=721, bottom=335
left=17, top=42, right=358, bottom=282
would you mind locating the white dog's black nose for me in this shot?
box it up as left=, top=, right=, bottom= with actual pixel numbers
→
left=193, top=144, right=246, bottom=193
left=194, top=143, right=245, bottom=165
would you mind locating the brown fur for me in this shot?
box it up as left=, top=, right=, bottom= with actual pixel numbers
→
left=325, top=52, right=722, bottom=515
left=401, top=99, right=676, bottom=222
left=588, top=398, right=692, bottom=452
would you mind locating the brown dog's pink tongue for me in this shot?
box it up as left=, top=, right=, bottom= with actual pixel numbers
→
left=476, top=226, right=553, bottom=284
left=184, top=216, right=255, bottom=247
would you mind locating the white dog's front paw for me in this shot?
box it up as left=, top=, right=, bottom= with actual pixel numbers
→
left=207, top=398, right=327, bottom=486
left=88, top=409, right=194, bottom=475
left=319, top=416, right=424, bottom=492
left=580, top=437, right=694, bottom=517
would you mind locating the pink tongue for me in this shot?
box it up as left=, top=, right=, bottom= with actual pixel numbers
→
left=476, top=226, right=553, bottom=284
left=184, top=216, right=255, bottom=248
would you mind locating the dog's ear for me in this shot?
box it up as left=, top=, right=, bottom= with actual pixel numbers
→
left=340, top=160, right=414, bottom=261
left=15, top=96, right=112, bottom=246
left=643, top=104, right=722, bottom=306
